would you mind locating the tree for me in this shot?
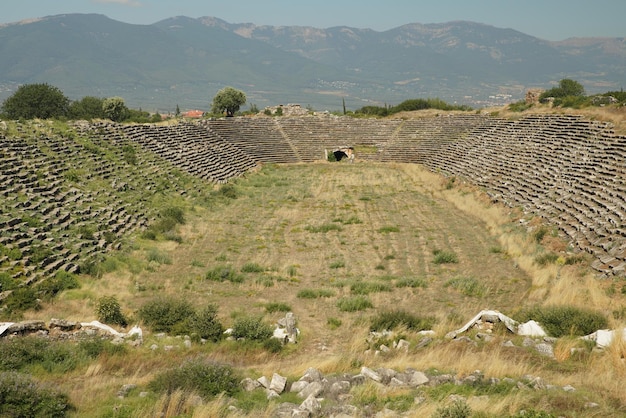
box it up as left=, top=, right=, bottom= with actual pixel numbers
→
left=540, top=78, right=585, bottom=100
left=1, top=83, right=69, bottom=119
left=102, top=96, right=129, bottom=122
left=69, top=96, right=105, bottom=120
left=211, top=87, right=246, bottom=117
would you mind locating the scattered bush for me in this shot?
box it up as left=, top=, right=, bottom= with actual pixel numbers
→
left=148, top=359, right=240, bottom=400
left=265, top=302, right=292, bottom=313
left=78, top=337, right=127, bottom=359
left=0, top=337, right=81, bottom=374
left=231, top=316, right=273, bottom=341
left=0, top=272, right=17, bottom=291
left=337, top=296, right=373, bottom=312
left=262, top=337, right=284, bottom=353
left=534, top=252, right=559, bottom=266
left=444, top=276, right=486, bottom=297
left=95, top=295, right=127, bottom=327
left=327, top=317, right=342, bottom=329
left=329, top=260, right=346, bottom=269
left=146, top=248, right=172, bottom=265
left=350, top=281, right=392, bottom=295
left=216, top=183, right=238, bottom=199
left=241, top=262, right=265, bottom=273
left=395, top=277, right=427, bottom=288
left=516, top=305, right=608, bottom=337
left=0, top=371, right=73, bottom=417
left=34, top=270, right=80, bottom=302
left=532, top=226, right=550, bottom=243
left=433, top=249, right=458, bottom=264
left=189, top=305, right=224, bottom=341
left=377, top=226, right=400, bottom=233
left=305, top=223, right=343, bottom=233
left=137, top=297, right=195, bottom=333
left=508, top=100, right=534, bottom=112
left=297, top=288, right=335, bottom=299
left=431, top=399, right=471, bottom=418
left=370, top=310, right=436, bottom=332
left=205, top=265, right=245, bottom=283
left=2, top=287, right=41, bottom=314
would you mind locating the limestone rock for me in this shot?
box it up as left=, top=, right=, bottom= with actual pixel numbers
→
left=49, top=318, right=81, bottom=331
left=7, top=320, right=47, bottom=334
left=290, top=380, right=309, bottom=393
left=300, top=367, right=323, bottom=383
left=270, top=373, right=287, bottom=394
left=257, top=376, right=270, bottom=389
left=241, top=377, right=261, bottom=391
left=409, top=371, right=429, bottom=387
left=360, top=367, right=382, bottom=382
left=298, top=381, right=323, bottom=399
left=300, top=394, right=322, bottom=413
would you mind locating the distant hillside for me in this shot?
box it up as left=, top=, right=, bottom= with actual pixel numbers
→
left=1, top=14, right=625, bottom=110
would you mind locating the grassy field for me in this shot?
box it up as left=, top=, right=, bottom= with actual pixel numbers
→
left=17, top=160, right=626, bottom=417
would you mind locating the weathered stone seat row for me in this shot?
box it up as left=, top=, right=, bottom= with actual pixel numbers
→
left=119, top=122, right=258, bottom=183
left=409, top=114, right=626, bottom=275
left=0, top=124, right=170, bottom=285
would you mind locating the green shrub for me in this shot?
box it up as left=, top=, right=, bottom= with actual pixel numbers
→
left=432, top=399, right=471, bottom=418
left=336, top=296, right=373, bottom=312
left=0, top=337, right=78, bottom=374
left=78, top=337, right=127, bottom=359
left=255, top=275, right=275, bottom=287
left=146, top=248, right=172, bottom=265
left=2, top=287, right=41, bottom=314
left=327, top=317, right=342, bottom=329
left=286, top=265, right=298, bottom=277
left=205, top=265, right=245, bottom=283
left=508, top=100, right=533, bottom=112
left=138, top=297, right=195, bottom=333
left=297, top=288, right=335, bottom=299
left=231, top=316, right=273, bottom=341
left=34, top=271, right=80, bottom=302
left=95, top=295, right=128, bottom=327
left=0, top=272, right=18, bottom=291
left=395, top=277, right=427, bottom=288
left=534, top=252, right=559, bottom=266
left=189, top=305, right=224, bottom=341
left=148, top=359, right=240, bottom=400
left=241, top=262, right=265, bottom=273
left=370, top=310, right=436, bottom=332
left=329, top=260, right=346, bottom=269
left=305, top=223, right=343, bottom=233
left=516, top=305, right=608, bottom=337
left=444, top=276, right=486, bottom=297
left=350, top=281, right=392, bottom=295
left=433, top=249, right=458, bottom=264
left=0, top=371, right=73, bottom=417
left=378, top=226, right=400, bottom=233
left=265, top=302, right=292, bottom=313
left=262, top=337, right=284, bottom=353
left=160, top=206, right=185, bottom=225
left=532, top=226, right=550, bottom=243
left=216, top=184, right=238, bottom=199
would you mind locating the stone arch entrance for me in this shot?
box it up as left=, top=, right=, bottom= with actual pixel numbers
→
left=329, top=146, right=355, bottom=162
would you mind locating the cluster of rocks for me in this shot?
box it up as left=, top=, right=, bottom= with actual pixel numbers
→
left=0, top=319, right=142, bottom=345
left=237, top=366, right=582, bottom=417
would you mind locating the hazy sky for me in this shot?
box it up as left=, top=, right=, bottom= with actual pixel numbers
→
left=2, top=0, right=625, bottom=41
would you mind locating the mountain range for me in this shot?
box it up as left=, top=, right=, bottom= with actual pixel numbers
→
left=0, top=13, right=624, bottom=112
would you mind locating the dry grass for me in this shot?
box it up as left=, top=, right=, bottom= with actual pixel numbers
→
left=23, top=161, right=626, bottom=416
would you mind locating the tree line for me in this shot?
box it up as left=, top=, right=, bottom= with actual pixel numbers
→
left=0, top=83, right=250, bottom=122
left=0, top=83, right=163, bottom=122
